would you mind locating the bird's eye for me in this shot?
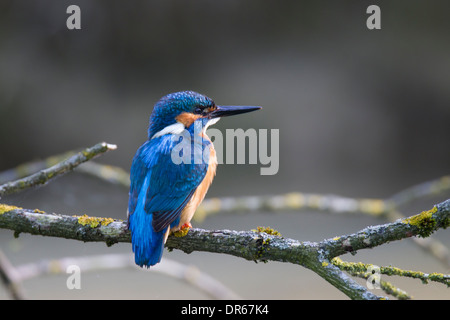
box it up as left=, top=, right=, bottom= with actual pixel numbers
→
left=194, top=106, right=203, bottom=115
left=194, top=104, right=216, bottom=116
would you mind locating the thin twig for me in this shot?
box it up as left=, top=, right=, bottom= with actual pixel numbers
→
left=0, top=151, right=76, bottom=184
left=331, top=257, right=449, bottom=286
left=0, top=250, right=26, bottom=299
left=387, top=175, right=450, bottom=208
left=0, top=142, right=117, bottom=198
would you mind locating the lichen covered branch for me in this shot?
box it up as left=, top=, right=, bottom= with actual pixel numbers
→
left=0, top=206, right=129, bottom=246
left=0, top=143, right=449, bottom=299
left=331, top=257, right=449, bottom=286
left=319, top=200, right=450, bottom=259
left=1, top=199, right=448, bottom=299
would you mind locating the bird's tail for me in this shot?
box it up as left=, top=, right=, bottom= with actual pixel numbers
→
left=128, top=206, right=166, bottom=268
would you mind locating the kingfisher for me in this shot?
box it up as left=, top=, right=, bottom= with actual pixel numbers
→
left=127, top=91, right=261, bottom=268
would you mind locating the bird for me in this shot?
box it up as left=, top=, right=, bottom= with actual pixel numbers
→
left=127, top=91, right=261, bottom=268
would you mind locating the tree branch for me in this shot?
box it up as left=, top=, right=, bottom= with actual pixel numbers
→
left=0, top=142, right=117, bottom=198
left=319, top=200, right=450, bottom=259
left=0, top=207, right=129, bottom=246
left=330, top=257, right=412, bottom=300
left=72, top=163, right=450, bottom=267
left=331, top=257, right=449, bottom=286
left=1, top=144, right=448, bottom=299
left=1, top=199, right=448, bottom=299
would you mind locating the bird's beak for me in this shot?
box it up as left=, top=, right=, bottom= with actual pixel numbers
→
left=209, top=105, right=262, bottom=118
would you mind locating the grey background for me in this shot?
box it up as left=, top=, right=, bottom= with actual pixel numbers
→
left=0, top=1, right=449, bottom=299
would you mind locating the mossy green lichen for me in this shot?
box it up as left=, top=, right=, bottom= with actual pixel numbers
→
left=402, top=206, right=438, bottom=238
left=428, top=272, right=449, bottom=286
left=0, top=204, right=21, bottom=214
left=172, top=223, right=192, bottom=237
left=252, top=226, right=282, bottom=237
left=332, top=257, right=367, bottom=273
left=76, top=214, right=114, bottom=228
left=173, top=227, right=190, bottom=237
left=332, top=257, right=449, bottom=286
left=82, top=150, right=91, bottom=158
left=380, top=280, right=412, bottom=300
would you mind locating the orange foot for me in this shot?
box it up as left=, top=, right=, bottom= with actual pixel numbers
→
left=173, top=222, right=192, bottom=237
left=180, top=222, right=192, bottom=230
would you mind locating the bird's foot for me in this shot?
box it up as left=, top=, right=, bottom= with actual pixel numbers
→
left=172, top=222, right=192, bottom=238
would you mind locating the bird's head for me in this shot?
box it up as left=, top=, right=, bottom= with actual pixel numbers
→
left=148, top=91, right=261, bottom=139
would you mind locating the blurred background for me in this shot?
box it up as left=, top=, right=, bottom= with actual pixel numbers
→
left=0, top=0, right=449, bottom=299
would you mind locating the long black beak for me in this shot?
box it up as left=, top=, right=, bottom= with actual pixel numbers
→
left=209, top=105, right=262, bottom=118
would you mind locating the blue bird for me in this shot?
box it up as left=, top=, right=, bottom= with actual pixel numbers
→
left=127, top=91, right=261, bottom=267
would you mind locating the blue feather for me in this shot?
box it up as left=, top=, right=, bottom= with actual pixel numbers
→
left=128, top=175, right=165, bottom=267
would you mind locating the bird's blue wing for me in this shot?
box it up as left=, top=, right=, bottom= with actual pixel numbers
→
left=130, top=135, right=210, bottom=230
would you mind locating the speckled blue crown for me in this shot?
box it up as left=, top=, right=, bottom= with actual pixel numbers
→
left=148, top=91, right=214, bottom=139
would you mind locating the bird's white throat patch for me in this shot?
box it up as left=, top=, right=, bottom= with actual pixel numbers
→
left=151, top=122, right=186, bottom=139
left=204, top=117, right=220, bottom=133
